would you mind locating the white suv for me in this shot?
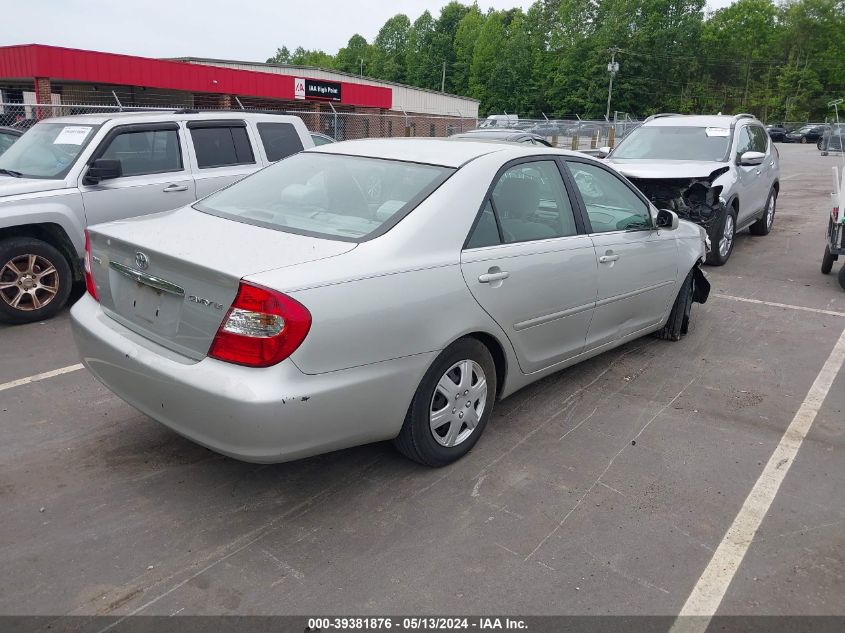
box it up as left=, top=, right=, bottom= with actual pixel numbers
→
left=0, top=111, right=313, bottom=323
left=606, top=113, right=780, bottom=265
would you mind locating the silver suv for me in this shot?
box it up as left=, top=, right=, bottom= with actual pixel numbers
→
left=605, top=113, right=780, bottom=265
left=0, top=111, right=313, bottom=323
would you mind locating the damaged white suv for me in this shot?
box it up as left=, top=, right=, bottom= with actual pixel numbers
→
left=605, top=113, right=779, bottom=265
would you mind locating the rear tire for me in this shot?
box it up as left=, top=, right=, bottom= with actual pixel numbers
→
left=822, top=245, right=835, bottom=274
left=749, top=189, right=776, bottom=236
left=656, top=269, right=694, bottom=342
left=0, top=237, right=72, bottom=324
left=839, top=265, right=845, bottom=291
left=706, top=206, right=737, bottom=266
left=394, top=338, right=497, bottom=467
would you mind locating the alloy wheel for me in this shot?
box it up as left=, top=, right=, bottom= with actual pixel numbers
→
left=0, top=253, right=60, bottom=311
left=429, top=359, right=488, bottom=447
left=719, top=214, right=735, bottom=258
left=766, top=196, right=776, bottom=229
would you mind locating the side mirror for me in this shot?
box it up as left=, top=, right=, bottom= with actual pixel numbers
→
left=597, top=146, right=612, bottom=158
left=656, top=208, right=679, bottom=230
left=84, top=158, right=122, bottom=185
left=739, top=151, right=765, bottom=166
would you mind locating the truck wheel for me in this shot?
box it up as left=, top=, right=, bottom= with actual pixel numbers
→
left=822, top=245, right=835, bottom=274
left=706, top=206, right=737, bottom=266
left=749, top=189, right=776, bottom=236
left=0, top=237, right=72, bottom=324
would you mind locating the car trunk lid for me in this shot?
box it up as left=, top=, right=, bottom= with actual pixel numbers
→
left=87, top=207, right=355, bottom=359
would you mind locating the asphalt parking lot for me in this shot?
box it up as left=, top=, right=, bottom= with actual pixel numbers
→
left=1, top=144, right=844, bottom=624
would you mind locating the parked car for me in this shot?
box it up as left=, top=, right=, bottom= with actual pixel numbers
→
left=605, top=113, right=780, bottom=265
left=525, top=121, right=563, bottom=136
left=0, top=111, right=313, bottom=324
left=71, top=138, right=710, bottom=467
left=10, top=118, right=38, bottom=131
left=784, top=124, right=827, bottom=143
left=566, top=122, right=602, bottom=138
left=818, top=124, right=845, bottom=153
left=310, top=132, right=335, bottom=146
left=0, top=126, right=23, bottom=155
left=451, top=129, right=553, bottom=146
left=765, top=125, right=788, bottom=142
left=478, top=114, right=519, bottom=128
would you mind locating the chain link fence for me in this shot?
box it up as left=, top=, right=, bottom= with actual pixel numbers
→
left=0, top=94, right=640, bottom=150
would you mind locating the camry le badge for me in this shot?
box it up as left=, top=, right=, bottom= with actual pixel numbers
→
left=135, top=252, right=150, bottom=271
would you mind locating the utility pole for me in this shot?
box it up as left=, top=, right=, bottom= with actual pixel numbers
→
left=360, top=58, right=364, bottom=77
left=606, top=47, right=620, bottom=122
left=441, top=61, right=446, bottom=93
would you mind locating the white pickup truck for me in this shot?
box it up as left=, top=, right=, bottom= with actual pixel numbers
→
left=0, top=111, right=314, bottom=323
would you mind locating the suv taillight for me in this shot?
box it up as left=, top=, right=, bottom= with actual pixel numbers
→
left=208, top=281, right=311, bottom=368
left=84, top=230, right=99, bottom=301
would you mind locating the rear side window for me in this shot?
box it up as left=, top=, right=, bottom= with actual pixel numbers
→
left=190, top=125, right=255, bottom=169
left=100, top=129, right=182, bottom=177
left=257, top=122, right=304, bottom=162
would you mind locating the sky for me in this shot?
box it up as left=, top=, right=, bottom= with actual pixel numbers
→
left=6, top=0, right=736, bottom=63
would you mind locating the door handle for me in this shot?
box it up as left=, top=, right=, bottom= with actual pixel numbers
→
left=163, top=184, right=189, bottom=193
left=599, top=254, right=620, bottom=263
left=478, top=271, right=510, bottom=283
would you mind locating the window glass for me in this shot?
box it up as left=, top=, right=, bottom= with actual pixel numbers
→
left=612, top=126, right=730, bottom=161
left=191, top=126, right=255, bottom=169
left=468, top=160, right=577, bottom=246
left=310, top=133, right=334, bottom=147
left=750, top=126, right=768, bottom=153
left=735, top=127, right=754, bottom=159
left=257, top=123, right=303, bottom=162
left=100, top=129, right=182, bottom=177
left=568, top=162, right=651, bottom=233
left=0, top=122, right=99, bottom=179
left=0, top=132, right=17, bottom=154
left=195, top=153, right=452, bottom=241
left=466, top=201, right=501, bottom=248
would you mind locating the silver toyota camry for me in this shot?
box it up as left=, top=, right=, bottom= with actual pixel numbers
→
left=71, top=139, right=710, bottom=467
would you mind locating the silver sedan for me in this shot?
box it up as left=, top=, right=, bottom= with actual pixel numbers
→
left=71, top=139, right=710, bottom=467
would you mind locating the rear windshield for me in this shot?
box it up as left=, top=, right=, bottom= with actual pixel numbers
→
left=612, top=126, right=731, bottom=161
left=195, top=152, right=454, bottom=241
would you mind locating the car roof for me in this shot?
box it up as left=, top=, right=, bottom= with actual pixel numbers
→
left=644, top=115, right=758, bottom=128
left=306, top=137, right=587, bottom=168
left=39, top=110, right=304, bottom=126
left=0, top=126, right=22, bottom=135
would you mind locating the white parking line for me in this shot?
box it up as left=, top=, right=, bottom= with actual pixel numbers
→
left=715, top=293, right=845, bottom=317
left=0, top=364, right=84, bottom=393
left=670, top=326, right=845, bottom=633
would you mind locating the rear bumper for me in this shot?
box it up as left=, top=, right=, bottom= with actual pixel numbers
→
left=70, top=294, right=434, bottom=463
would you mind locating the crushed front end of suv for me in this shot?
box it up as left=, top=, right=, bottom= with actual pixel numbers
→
left=606, top=114, right=780, bottom=265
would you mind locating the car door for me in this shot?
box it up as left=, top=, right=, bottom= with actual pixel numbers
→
left=79, top=122, right=196, bottom=226
left=749, top=124, right=774, bottom=212
left=565, top=159, right=679, bottom=349
left=460, top=159, right=597, bottom=374
left=733, top=124, right=762, bottom=224
left=187, top=120, right=261, bottom=198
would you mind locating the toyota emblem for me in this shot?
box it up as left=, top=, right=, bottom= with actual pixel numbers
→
left=135, top=252, right=150, bottom=271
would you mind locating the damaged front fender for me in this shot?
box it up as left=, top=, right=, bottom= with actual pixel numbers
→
left=629, top=166, right=729, bottom=232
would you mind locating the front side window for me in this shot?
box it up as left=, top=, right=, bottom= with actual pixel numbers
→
left=750, top=126, right=768, bottom=153
left=612, top=126, right=731, bottom=162
left=466, top=160, right=578, bottom=247
left=195, top=153, right=453, bottom=241
left=190, top=125, right=255, bottom=169
left=568, top=162, right=651, bottom=233
left=735, top=127, right=755, bottom=161
left=99, top=129, right=182, bottom=177
left=0, top=122, right=99, bottom=179
left=257, top=123, right=303, bottom=162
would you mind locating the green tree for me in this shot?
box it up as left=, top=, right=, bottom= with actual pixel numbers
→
left=453, top=5, right=485, bottom=96
left=334, top=34, right=372, bottom=75
left=406, top=11, right=439, bottom=89
left=267, top=46, right=291, bottom=64
left=371, top=14, right=411, bottom=82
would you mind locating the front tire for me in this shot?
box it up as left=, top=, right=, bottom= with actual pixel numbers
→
left=0, top=237, right=72, bottom=324
left=706, top=206, right=737, bottom=266
left=394, top=338, right=497, bottom=467
left=749, top=188, right=776, bottom=236
left=656, top=269, right=695, bottom=341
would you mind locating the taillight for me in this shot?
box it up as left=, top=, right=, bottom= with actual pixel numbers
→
left=84, top=230, right=99, bottom=302
left=208, top=281, right=311, bottom=368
